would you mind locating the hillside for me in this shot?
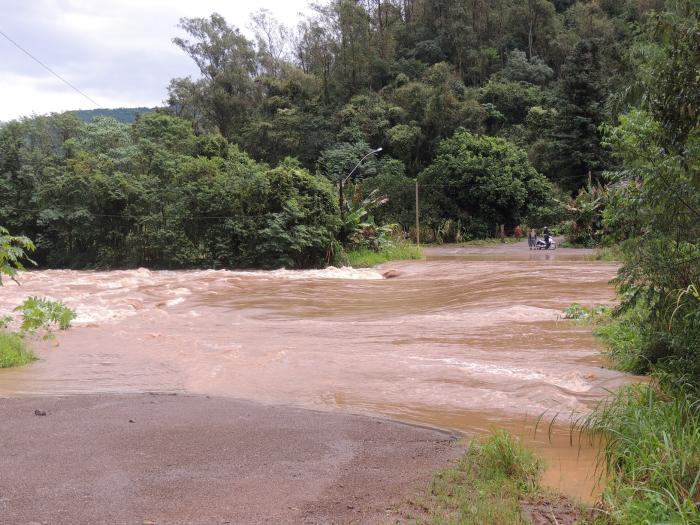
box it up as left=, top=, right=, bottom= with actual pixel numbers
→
left=69, top=107, right=154, bottom=123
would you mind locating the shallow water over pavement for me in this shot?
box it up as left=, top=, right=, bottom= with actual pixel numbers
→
left=0, top=242, right=632, bottom=500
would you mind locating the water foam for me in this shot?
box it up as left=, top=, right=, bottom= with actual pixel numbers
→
left=409, top=356, right=593, bottom=393
left=203, top=266, right=383, bottom=281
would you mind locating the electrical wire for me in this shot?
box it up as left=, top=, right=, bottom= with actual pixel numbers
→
left=0, top=29, right=100, bottom=108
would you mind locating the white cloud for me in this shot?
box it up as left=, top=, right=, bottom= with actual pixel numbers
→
left=0, top=72, right=151, bottom=120
left=0, top=0, right=313, bottom=121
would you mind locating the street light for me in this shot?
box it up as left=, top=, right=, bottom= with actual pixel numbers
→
left=339, top=147, right=382, bottom=223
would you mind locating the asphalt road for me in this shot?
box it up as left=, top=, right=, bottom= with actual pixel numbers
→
left=0, top=394, right=459, bottom=525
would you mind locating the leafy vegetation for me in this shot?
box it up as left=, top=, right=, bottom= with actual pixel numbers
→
left=599, top=3, right=700, bottom=385
left=0, top=115, right=340, bottom=269
left=418, top=131, right=555, bottom=240
left=2, top=0, right=668, bottom=267
left=346, top=242, right=422, bottom=268
left=581, top=385, right=700, bottom=525
left=13, top=297, right=77, bottom=335
left=401, top=429, right=573, bottom=524
left=593, top=246, right=622, bottom=262
left=0, top=226, right=35, bottom=285
left=0, top=227, right=76, bottom=366
left=0, top=332, right=34, bottom=368
left=561, top=178, right=609, bottom=247
left=564, top=4, right=700, bottom=523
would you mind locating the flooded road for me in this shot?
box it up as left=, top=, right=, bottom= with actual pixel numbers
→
left=0, top=242, right=631, bottom=501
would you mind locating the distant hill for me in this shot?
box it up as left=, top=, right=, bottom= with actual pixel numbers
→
left=69, top=107, right=155, bottom=123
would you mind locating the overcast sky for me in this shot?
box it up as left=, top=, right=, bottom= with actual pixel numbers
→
left=0, top=0, right=312, bottom=121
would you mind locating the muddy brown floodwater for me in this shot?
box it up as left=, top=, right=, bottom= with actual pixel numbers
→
left=0, top=242, right=634, bottom=502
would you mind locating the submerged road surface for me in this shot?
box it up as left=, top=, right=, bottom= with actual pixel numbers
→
left=0, top=242, right=634, bottom=518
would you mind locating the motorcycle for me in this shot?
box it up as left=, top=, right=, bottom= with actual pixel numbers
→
left=535, top=236, right=556, bottom=250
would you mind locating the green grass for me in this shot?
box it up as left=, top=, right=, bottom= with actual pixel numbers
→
left=346, top=243, right=423, bottom=267
left=593, top=246, right=623, bottom=262
left=0, top=331, right=35, bottom=368
left=580, top=384, right=700, bottom=525
left=402, top=429, right=552, bottom=524
left=578, top=303, right=700, bottom=524
left=560, top=302, right=650, bottom=374
left=459, top=237, right=521, bottom=247
left=593, top=305, right=652, bottom=375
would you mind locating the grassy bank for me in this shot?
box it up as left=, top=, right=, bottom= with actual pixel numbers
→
left=565, top=303, right=700, bottom=524
left=401, top=429, right=583, bottom=524
left=346, top=243, right=423, bottom=267
left=582, top=384, right=700, bottom=524
left=592, top=246, right=623, bottom=262
left=0, top=332, right=35, bottom=368
left=459, top=237, right=522, bottom=247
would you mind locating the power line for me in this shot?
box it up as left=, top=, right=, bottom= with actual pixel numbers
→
left=0, top=29, right=101, bottom=108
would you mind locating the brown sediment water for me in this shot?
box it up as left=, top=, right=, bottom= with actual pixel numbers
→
left=0, top=242, right=632, bottom=502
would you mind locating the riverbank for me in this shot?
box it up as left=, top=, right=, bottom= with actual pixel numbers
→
left=346, top=242, right=423, bottom=267
left=576, top=305, right=700, bottom=524
left=398, top=429, right=587, bottom=525
left=0, top=393, right=460, bottom=524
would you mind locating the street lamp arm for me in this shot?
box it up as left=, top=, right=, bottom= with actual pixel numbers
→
left=338, top=147, right=383, bottom=243
left=342, top=147, right=383, bottom=185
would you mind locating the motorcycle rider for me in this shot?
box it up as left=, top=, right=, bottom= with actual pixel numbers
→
left=543, top=226, right=552, bottom=249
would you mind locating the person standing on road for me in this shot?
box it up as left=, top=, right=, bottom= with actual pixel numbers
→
left=528, top=228, right=536, bottom=250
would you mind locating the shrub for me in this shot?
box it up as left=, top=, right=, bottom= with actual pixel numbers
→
left=14, top=297, right=77, bottom=335
left=563, top=179, right=609, bottom=247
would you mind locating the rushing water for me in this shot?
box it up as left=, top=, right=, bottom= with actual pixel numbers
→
left=0, top=243, right=632, bottom=501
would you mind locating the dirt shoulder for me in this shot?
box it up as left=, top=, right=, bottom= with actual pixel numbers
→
left=0, top=394, right=460, bottom=525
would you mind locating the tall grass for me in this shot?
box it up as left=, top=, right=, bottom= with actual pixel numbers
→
left=407, top=429, right=543, bottom=524
left=346, top=242, right=422, bottom=267
left=593, top=304, right=652, bottom=375
left=0, top=332, right=35, bottom=368
left=581, top=384, right=700, bottom=524
left=593, top=246, right=623, bottom=262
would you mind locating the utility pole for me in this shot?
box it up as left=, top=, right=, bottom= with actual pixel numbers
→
left=415, top=180, right=420, bottom=245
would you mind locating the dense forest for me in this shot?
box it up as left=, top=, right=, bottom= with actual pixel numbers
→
left=0, top=0, right=681, bottom=269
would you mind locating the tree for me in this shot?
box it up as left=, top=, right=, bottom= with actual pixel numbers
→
left=172, top=14, right=260, bottom=140
left=500, top=49, right=553, bottom=85
left=418, top=130, right=552, bottom=238
left=317, top=139, right=381, bottom=184
left=0, top=226, right=35, bottom=285
left=362, top=158, right=415, bottom=229
left=602, top=1, right=700, bottom=380
left=546, top=39, right=608, bottom=190
left=479, top=78, right=543, bottom=125
left=250, top=9, right=291, bottom=78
